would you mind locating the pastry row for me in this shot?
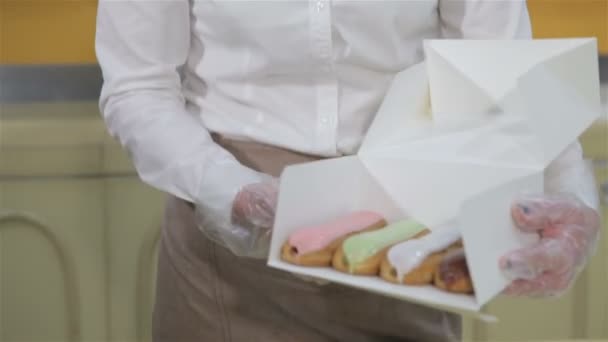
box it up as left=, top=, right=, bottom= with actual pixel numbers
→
left=281, top=211, right=474, bottom=294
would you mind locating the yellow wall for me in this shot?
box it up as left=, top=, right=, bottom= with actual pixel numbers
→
left=527, top=0, right=608, bottom=54
left=0, top=0, right=98, bottom=64
left=0, top=0, right=606, bottom=64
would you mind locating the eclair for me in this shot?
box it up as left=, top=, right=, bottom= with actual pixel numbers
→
left=332, top=219, right=428, bottom=275
left=381, top=226, right=463, bottom=286
left=281, top=211, right=387, bottom=267
left=434, top=247, right=474, bottom=294
left=380, top=250, right=443, bottom=285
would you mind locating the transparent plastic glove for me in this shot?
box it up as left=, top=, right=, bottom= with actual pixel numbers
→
left=195, top=176, right=278, bottom=258
left=500, top=142, right=601, bottom=297
left=500, top=194, right=601, bottom=297
left=193, top=155, right=279, bottom=258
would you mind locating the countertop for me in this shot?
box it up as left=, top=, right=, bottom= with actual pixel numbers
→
left=0, top=102, right=135, bottom=177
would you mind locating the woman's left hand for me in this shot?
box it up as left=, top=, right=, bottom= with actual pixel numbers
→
left=500, top=194, right=601, bottom=297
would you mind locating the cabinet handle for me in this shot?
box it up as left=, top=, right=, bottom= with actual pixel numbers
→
left=0, top=210, right=81, bottom=342
left=593, top=160, right=608, bottom=206
left=601, top=182, right=608, bottom=206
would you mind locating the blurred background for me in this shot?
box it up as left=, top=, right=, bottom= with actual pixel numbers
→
left=0, top=1, right=606, bottom=341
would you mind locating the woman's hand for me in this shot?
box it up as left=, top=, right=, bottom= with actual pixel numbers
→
left=195, top=168, right=279, bottom=259
left=500, top=194, right=601, bottom=297
left=231, top=178, right=280, bottom=233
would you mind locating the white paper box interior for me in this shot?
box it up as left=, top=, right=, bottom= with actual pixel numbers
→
left=268, top=39, right=601, bottom=317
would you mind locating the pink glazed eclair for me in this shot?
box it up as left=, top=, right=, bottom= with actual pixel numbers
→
left=281, top=211, right=387, bottom=267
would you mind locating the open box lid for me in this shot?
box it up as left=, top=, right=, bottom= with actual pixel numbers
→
left=356, top=39, right=601, bottom=306
left=360, top=39, right=600, bottom=161
left=269, top=39, right=601, bottom=314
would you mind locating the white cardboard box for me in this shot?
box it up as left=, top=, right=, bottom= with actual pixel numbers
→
left=268, top=39, right=602, bottom=318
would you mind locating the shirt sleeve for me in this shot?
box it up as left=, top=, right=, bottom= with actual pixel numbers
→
left=544, top=142, right=600, bottom=210
left=96, top=0, right=261, bottom=204
left=438, top=0, right=533, bottom=39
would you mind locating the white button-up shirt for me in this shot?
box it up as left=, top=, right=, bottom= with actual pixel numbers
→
left=96, top=1, right=532, bottom=204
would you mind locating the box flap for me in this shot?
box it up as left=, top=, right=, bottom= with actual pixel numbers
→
left=359, top=62, right=434, bottom=154
left=460, top=173, right=543, bottom=306
left=424, top=39, right=594, bottom=103
left=424, top=39, right=600, bottom=166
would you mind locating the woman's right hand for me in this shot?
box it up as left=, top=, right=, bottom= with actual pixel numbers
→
left=231, top=178, right=280, bottom=235
left=196, top=175, right=279, bottom=259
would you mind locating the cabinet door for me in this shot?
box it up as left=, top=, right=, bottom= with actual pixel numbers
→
left=0, top=179, right=107, bottom=342
left=105, top=177, right=163, bottom=342
left=469, top=269, right=602, bottom=341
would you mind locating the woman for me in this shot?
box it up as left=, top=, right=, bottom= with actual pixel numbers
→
left=95, top=1, right=601, bottom=341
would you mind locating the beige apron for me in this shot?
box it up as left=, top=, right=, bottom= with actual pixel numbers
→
left=152, top=135, right=462, bottom=342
